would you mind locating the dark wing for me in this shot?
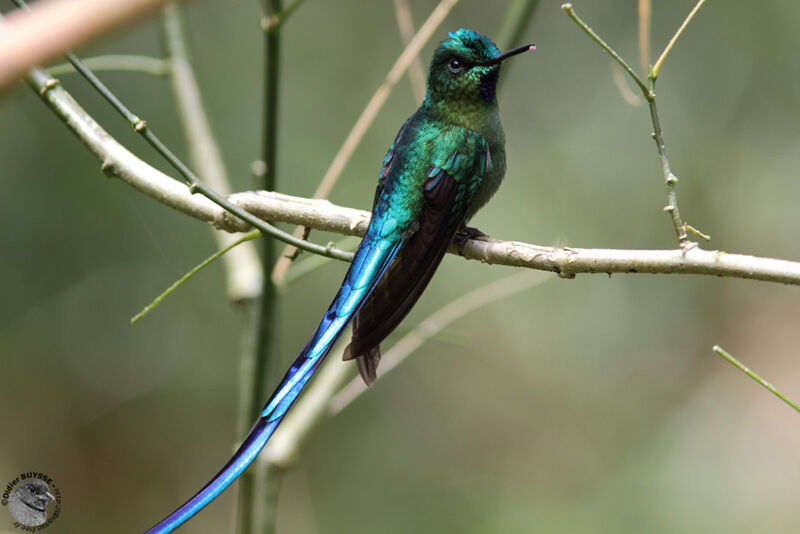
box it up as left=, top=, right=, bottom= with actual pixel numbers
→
left=344, top=129, right=488, bottom=385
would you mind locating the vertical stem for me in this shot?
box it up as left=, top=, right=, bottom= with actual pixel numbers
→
left=253, top=2, right=282, bottom=419
left=637, top=0, right=651, bottom=77
left=647, top=82, right=688, bottom=247
left=238, top=2, right=283, bottom=533
left=255, top=464, right=285, bottom=534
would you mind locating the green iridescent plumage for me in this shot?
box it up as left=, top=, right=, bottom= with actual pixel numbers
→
left=146, top=29, right=533, bottom=534
left=343, top=28, right=533, bottom=382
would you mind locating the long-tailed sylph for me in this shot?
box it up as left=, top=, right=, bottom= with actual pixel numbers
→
left=146, top=28, right=534, bottom=533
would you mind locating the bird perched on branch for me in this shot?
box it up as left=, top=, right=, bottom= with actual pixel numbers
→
left=146, top=28, right=534, bottom=533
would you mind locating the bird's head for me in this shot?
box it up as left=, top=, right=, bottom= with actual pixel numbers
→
left=425, top=29, right=534, bottom=110
left=12, top=480, right=55, bottom=511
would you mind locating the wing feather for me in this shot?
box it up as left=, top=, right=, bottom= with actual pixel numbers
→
left=344, top=130, right=487, bottom=385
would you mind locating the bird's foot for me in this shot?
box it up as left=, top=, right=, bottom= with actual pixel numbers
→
left=455, top=225, right=490, bottom=255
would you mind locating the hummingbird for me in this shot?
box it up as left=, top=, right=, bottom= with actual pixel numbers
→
left=146, top=28, right=534, bottom=533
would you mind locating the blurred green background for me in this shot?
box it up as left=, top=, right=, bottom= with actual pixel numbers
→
left=2, top=1, right=800, bottom=532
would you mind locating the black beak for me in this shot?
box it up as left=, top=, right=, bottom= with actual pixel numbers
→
left=478, top=44, right=536, bottom=67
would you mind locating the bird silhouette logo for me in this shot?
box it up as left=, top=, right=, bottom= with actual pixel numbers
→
left=2, top=474, right=61, bottom=529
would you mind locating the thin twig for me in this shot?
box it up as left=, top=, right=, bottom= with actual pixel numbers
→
left=611, top=62, right=644, bottom=106
left=278, top=236, right=361, bottom=290
left=651, top=0, right=707, bottom=80
left=131, top=230, right=261, bottom=324
left=561, top=3, right=653, bottom=100
left=648, top=0, right=708, bottom=247
left=262, top=0, right=307, bottom=30
left=47, top=54, right=170, bottom=76
left=24, top=63, right=353, bottom=262
left=638, top=0, right=651, bottom=77
left=271, top=0, right=461, bottom=283
left=712, top=346, right=800, bottom=414
left=648, top=97, right=689, bottom=247
left=162, top=3, right=262, bottom=302
left=392, top=0, right=426, bottom=102
left=562, top=2, right=705, bottom=249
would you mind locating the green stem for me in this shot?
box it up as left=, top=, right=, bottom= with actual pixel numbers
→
left=712, top=346, right=800, bottom=414
left=263, top=0, right=307, bottom=29
left=239, top=1, right=284, bottom=532
left=252, top=3, right=282, bottom=431
left=256, top=465, right=284, bottom=534
left=647, top=92, right=689, bottom=247
left=47, top=55, right=170, bottom=76
left=131, top=231, right=261, bottom=324
left=278, top=236, right=361, bottom=290
left=561, top=3, right=653, bottom=100
left=650, top=0, right=707, bottom=80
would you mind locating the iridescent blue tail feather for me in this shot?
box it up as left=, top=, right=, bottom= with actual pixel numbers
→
left=145, top=238, right=402, bottom=533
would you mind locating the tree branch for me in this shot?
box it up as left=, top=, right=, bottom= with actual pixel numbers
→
left=225, top=191, right=800, bottom=286
left=24, top=64, right=800, bottom=287
left=25, top=63, right=354, bottom=261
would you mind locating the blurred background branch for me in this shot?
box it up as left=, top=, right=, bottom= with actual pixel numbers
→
left=392, top=0, right=426, bottom=103
left=162, top=3, right=262, bottom=303
left=47, top=54, right=170, bottom=76
left=0, top=0, right=174, bottom=91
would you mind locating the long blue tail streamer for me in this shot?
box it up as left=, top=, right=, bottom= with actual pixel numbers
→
left=145, top=239, right=401, bottom=533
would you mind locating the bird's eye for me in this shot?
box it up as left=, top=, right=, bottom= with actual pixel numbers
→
left=29, top=487, right=36, bottom=493
left=448, top=58, right=464, bottom=73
